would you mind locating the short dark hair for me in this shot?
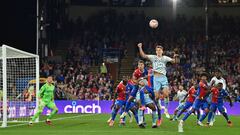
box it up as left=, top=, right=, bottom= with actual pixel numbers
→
left=200, top=72, right=209, bottom=78
left=155, top=43, right=163, bottom=50
left=215, top=68, right=223, bottom=74
left=138, top=60, right=145, bottom=64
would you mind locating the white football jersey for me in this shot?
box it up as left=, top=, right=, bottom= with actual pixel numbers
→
left=147, top=55, right=172, bottom=75
left=177, top=90, right=187, bottom=103
left=210, top=76, right=226, bottom=90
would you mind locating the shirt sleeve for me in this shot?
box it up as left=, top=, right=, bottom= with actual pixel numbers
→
left=184, top=91, right=188, bottom=95
left=147, top=55, right=155, bottom=62
left=177, top=92, right=180, bottom=98
left=163, top=56, right=173, bottom=63
left=222, top=79, right=227, bottom=90
left=133, top=70, right=141, bottom=79
left=209, top=77, right=215, bottom=86
left=38, top=84, right=46, bottom=98
left=199, top=82, right=206, bottom=87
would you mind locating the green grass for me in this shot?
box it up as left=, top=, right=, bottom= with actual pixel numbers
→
left=1, top=114, right=240, bottom=135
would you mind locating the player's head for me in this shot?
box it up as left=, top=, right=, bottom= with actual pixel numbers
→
left=138, top=60, right=145, bottom=70
left=122, top=76, right=128, bottom=85
left=155, top=44, right=163, bottom=57
left=178, top=85, right=184, bottom=91
left=216, top=82, right=223, bottom=89
left=215, top=69, right=222, bottom=79
left=190, top=79, right=197, bottom=86
left=146, top=61, right=152, bottom=68
left=200, top=72, right=208, bottom=81
left=47, top=75, right=53, bottom=84
left=139, top=78, right=147, bottom=87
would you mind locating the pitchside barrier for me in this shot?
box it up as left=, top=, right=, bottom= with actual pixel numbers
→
left=1, top=100, right=239, bottom=117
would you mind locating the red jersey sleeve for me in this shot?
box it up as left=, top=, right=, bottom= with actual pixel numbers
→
left=115, top=85, right=119, bottom=93
left=199, top=81, right=206, bottom=88
left=133, top=69, right=141, bottom=80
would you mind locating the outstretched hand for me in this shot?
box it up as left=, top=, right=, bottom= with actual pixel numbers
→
left=137, top=43, right=143, bottom=48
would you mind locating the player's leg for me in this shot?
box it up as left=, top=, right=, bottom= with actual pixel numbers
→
left=196, top=109, right=201, bottom=121
left=109, top=101, right=121, bottom=126
left=218, top=104, right=232, bottom=126
left=139, top=87, right=146, bottom=110
left=209, top=112, right=216, bottom=126
left=207, top=103, right=217, bottom=125
left=178, top=108, right=195, bottom=133
left=161, top=76, right=170, bottom=119
left=146, top=103, right=157, bottom=128
left=118, top=106, right=126, bottom=124
left=178, top=99, right=200, bottom=132
left=145, top=94, right=158, bottom=128
left=127, top=110, right=133, bottom=123
left=172, top=103, right=184, bottom=121
left=145, top=94, right=157, bottom=127
left=129, top=103, right=139, bottom=124
left=29, top=100, right=46, bottom=124
left=137, top=101, right=145, bottom=128
left=121, top=85, right=138, bottom=117
left=46, top=101, right=59, bottom=124
left=176, top=102, right=192, bottom=119
left=111, top=101, right=122, bottom=120
left=146, top=84, right=162, bottom=124
left=198, top=102, right=209, bottom=125
left=153, top=76, right=162, bottom=126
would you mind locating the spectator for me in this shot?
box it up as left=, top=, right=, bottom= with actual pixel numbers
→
left=100, top=63, right=108, bottom=76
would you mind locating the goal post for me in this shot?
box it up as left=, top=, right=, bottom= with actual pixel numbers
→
left=0, top=44, right=39, bottom=128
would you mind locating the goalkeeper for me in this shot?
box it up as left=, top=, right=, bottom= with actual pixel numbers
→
left=29, top=75, right=58, bottom=125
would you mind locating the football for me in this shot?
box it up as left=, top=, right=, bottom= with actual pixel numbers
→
left=149, top=19, right=158, bottom=29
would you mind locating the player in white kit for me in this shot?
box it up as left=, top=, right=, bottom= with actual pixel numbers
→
left=171, top=85, right=187, bottom=121
left=138, top=43, right=179, bottom=121
left=209, top=68, right=227, bottom=126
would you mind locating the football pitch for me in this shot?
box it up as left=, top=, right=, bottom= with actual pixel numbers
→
left=1, top=114, right=240, bottom=135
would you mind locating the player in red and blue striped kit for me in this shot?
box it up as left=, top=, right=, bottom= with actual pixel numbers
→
left=178, top=73, right=210, bottom=132
left=120, top=60, right=148, bottom=119
left=108, top=78, right=138, bottom=126
left=207, top=83, right=233, bottom=126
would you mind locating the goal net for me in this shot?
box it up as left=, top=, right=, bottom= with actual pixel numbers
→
left=0, top=45, right=39, bottom=127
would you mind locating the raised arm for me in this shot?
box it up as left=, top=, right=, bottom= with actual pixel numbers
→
left=137, top=43, right=149, bottom=59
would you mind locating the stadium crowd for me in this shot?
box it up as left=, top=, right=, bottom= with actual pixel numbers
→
left=42, top=10, right=240, bottom=101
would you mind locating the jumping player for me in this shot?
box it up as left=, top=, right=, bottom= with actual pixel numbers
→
left=138, top=43, right=179, bottom=120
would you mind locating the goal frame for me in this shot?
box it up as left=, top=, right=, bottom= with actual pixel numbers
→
left=1, top=44, right=40, bottom=128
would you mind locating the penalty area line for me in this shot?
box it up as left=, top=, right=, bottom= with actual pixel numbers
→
left=5, top=114, right=98, bottom=128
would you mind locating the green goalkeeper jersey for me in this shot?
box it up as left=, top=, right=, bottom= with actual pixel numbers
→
left=39, top=83, right=55, bottom=102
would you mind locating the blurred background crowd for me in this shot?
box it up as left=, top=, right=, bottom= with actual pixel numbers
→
left=38, top=8, right=240, bottom=101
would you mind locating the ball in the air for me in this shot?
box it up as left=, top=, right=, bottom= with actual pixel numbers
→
left=149, top=19, right=158, bottom=29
